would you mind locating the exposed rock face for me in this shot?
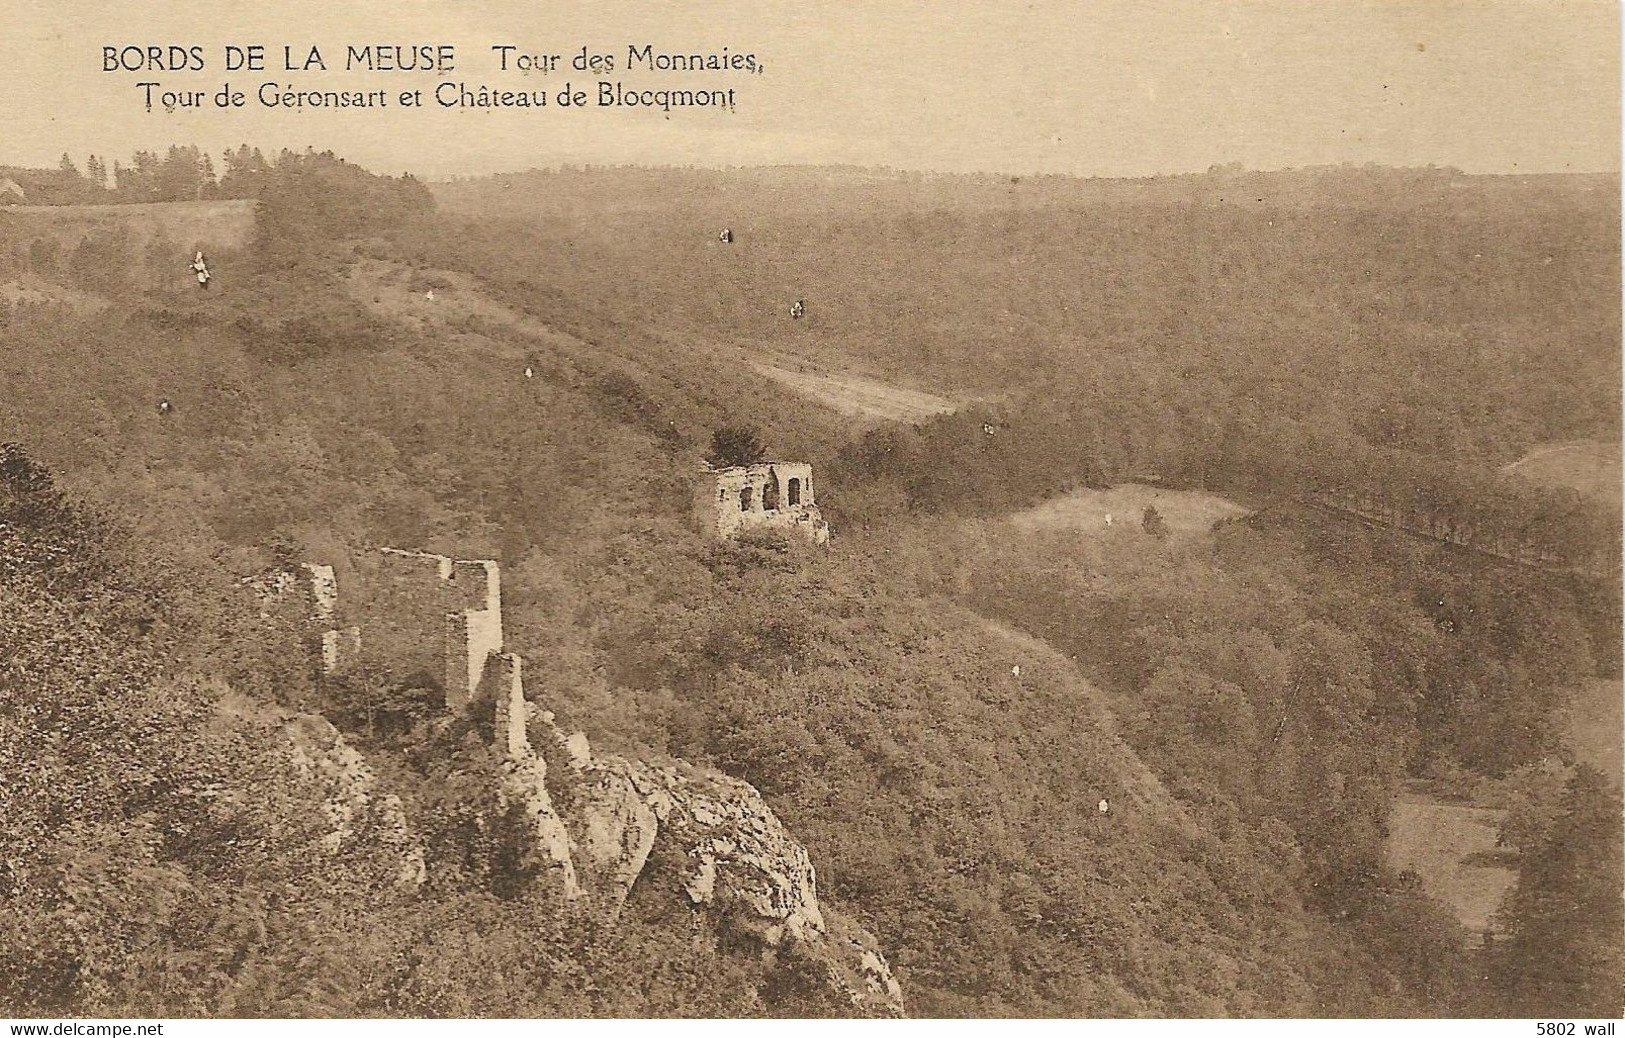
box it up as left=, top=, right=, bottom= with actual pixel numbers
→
left=572, top=758, right=660, bottom=902
left=281, top=714, right=426, bottom=890
left=497, top=751, right=581, bottom=898
left=816, top=909, right=907, bottom=1013
left=580, top=756, right=826, bottom=943
left=274, top=705, right=900, bottom=1012
left=533, top=711, right=903, bottom=1015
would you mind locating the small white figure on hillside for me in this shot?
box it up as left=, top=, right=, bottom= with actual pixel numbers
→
left=157, top=398, right=173, bottom=415
left=1105, top=513, right=1113, bottom=526
left=191, top=251, right=211, bottom=289
left=1011, top=664, right=1020, bottom=678
left=425, top=289, right=435, bottom=301
left=789, top=299, right=805, bottom=319
left=983, top=423, right=996, bottom=437
left=1098, top=798, right=1110, bottom=815
left=524, top=366, right=534, bottom=379
left=719, top=228, right=734, bottom=244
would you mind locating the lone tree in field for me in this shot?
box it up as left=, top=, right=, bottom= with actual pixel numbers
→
left=709, top=425, right=768, bottom=468
left=1142, top=505, right=1169, bottom=540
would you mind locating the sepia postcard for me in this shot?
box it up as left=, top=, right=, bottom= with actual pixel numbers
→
left=0, top=0, right=1620, bottom=1027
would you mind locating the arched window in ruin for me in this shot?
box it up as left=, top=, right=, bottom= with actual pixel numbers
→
left=762, top=472, right=780, bottom=511
left=740, top=486, right=754, bottom=511
left=787, top=477, right=802, bottom=507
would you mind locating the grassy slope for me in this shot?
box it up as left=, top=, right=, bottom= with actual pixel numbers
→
left=1008, top=484, right=1253, bottom=538
left=0, top=198, right=256, bottom=253
left=1564, top=677, right=1624, bottom=786
left=1385, top=794, right=1516, bottom=935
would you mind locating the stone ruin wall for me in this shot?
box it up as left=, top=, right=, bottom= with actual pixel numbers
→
left=301, top=563, right=359, bottom=675
left=340, top=548, right=503, bottom=709
left=255, top=548, right=523, bottom=729
left=240, top=564, right=358, bottom=674
left=703, top=461, right=829, bottom=545
left=487, top=652, right=529, bottom=760
left=250, top=549, right=573, bottom=893
left=450, top=559, right=504, bottom=709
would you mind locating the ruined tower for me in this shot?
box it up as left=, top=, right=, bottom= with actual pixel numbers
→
left=348, top=548, right=505, bottom=710
left=701, top=461, right=829, bottom=545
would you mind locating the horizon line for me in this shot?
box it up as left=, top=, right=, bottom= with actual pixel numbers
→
left=1, top=152, right=1619, bottom=185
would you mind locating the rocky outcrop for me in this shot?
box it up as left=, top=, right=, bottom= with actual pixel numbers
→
left=577, top=756, right=826, bottom=943
left=272, top=702, right=900, bottom=1012
left=529, top=709, right=904, bottom=1015
left=282, top=714, right=427, bottom=890
left=497, top=751, right=581, bottom=898
left=571, top=757, right=660, bottom=902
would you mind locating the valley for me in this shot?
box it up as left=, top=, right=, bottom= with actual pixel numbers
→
left=0, top=157, right=1618, bottom=1019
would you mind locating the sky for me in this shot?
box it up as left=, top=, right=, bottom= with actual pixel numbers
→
left=1, top=0, right=1618, bottom=179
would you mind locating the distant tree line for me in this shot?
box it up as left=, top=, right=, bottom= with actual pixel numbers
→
left=1, top=145, right=429, bottom=207
left=0, top=148, right=433, bottom=303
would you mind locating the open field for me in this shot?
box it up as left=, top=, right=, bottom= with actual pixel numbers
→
left=1564, top=677, right=1623, bottom=786
left=1007, top=483, right=1252, bottom=537
left=747, top=360, right=959, bottom=423
left=1386, top=793, right=1517, bottom=936
left=1504, top=440, right=1622, bottom=506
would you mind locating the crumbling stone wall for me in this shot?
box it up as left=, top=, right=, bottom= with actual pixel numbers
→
left=320, top=627, right=362, bottom=675
left=240, top=564, right=358, bottom=674
left=702, top=461, right=830, bottom=545
left=452, top=559, right=503, bottom=707
left=256, top=547, right=517, bottom=717
left=488, top=652, right=529, bottom=760
left=302, top=563, right=359, bottom=673
left=303, top=563, right=337, bottom=618
left=349, top=548, right=453, bottom=686
left=347, top=548, right=503, bottom=708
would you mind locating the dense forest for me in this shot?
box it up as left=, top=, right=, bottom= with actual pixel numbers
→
left=0, top=152, right=1619, bottom=1017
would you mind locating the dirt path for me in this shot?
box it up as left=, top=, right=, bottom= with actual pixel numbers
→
left=1504, top=441, right=1615, bottom=471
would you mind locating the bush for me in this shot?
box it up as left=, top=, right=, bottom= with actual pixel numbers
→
left=709, top=425, right=766, bottom=468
